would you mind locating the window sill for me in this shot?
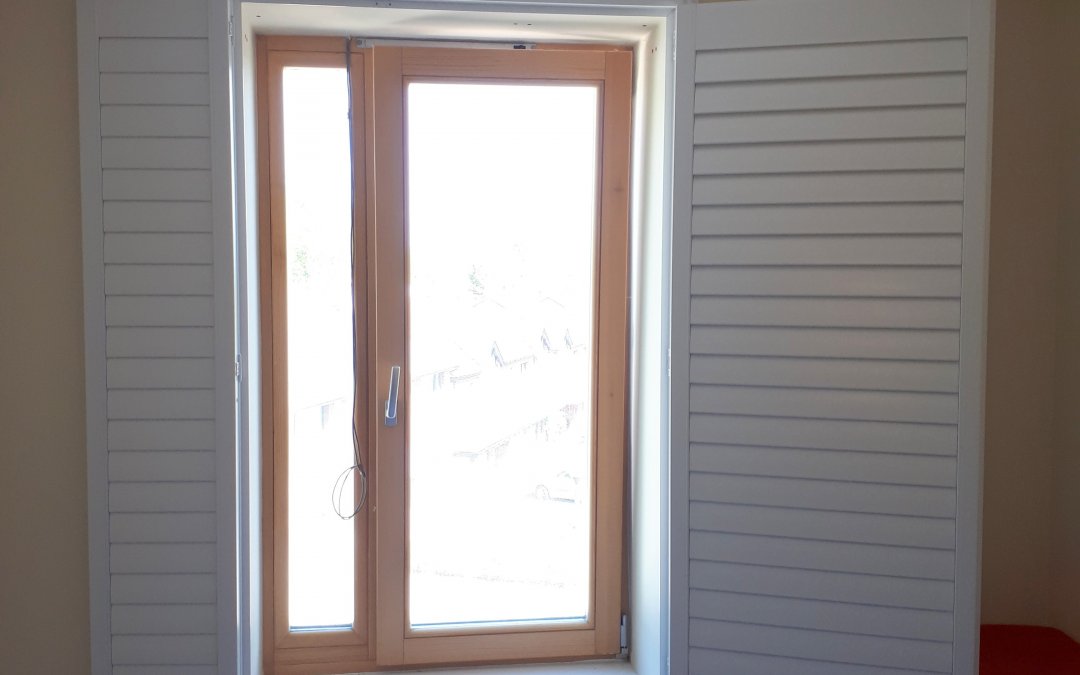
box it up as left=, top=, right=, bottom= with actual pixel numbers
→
left=365, top=659, right=635, bottom=675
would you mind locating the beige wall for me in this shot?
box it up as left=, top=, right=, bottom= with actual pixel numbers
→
left=983, top=0, right=1080, bottom=638
left=0, top=0, right=1074, bottom=668
left=981, top=0, right=1063, bottom=626
left=0, top=0, right=91, bottom=671
left=1051, top=0, right=1080, bottom=643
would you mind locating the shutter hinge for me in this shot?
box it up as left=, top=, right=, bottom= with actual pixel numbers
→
left=235, top=354, right=243, bottom=383
left=228, top=16, right=234, bottom=39
left=619, top=613, right=629, bottom=655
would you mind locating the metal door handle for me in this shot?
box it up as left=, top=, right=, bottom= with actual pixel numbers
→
left=384, top=365, right=401, bottom=427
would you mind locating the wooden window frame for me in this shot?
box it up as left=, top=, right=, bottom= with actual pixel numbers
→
left=259, top=36, right=378, bottom=675
left=258, top=36, right=632, bottom=675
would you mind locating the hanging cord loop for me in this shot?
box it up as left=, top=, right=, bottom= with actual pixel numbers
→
left=333, top=36, right=369, bottom=520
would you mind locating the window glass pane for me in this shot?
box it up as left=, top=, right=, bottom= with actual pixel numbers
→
left=282, top=66, right=355, bottom=630
left=406, top=82, right=599, bottom=628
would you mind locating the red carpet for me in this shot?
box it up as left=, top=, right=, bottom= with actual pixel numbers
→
left=981, top=625, right=1080, bottom=674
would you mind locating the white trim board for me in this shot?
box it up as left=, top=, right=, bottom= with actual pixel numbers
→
left=76, top=0, right=111, bottom=671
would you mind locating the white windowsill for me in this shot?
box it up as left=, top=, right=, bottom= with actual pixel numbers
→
left=366, top=659, right=635, bottom=675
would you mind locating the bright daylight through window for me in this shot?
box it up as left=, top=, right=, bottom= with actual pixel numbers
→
left=259, top=38, right=631, bottom=673
left=407, top=82, right=598, bottom=628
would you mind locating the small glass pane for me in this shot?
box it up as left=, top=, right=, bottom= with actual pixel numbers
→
left=406, top=82, right=599, bottom=628
left=282, top=66, right=355, bottom=630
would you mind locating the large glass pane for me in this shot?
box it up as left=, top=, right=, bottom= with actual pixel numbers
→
left=406, top=82, right=599, bottom=628
left=282, top=66, right=355, bottom=630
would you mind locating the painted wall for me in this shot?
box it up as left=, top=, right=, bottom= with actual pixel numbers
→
left=0, top=0, right=91, bottom=672
left=980, top=0, right=1062, bottom=626
left=1051, top=0, right=1080, bottom=643
left=0, top=0, right=1075, bottom=669
left=981, top=0, right=1080, bottom=636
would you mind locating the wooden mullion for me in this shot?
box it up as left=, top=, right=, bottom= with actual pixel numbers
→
left=371, top=44, right=408, bottom=667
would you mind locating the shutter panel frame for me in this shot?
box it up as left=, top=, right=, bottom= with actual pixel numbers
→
left=671, top=1, right=992, bottom=673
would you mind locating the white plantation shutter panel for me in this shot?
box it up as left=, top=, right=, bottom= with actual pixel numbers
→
left=79, top=0, right=233, bottom=673
left=675, top=0, right=988, bottom=673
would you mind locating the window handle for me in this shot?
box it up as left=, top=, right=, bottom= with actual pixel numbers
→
left=384, top=365, right=401, bottom=427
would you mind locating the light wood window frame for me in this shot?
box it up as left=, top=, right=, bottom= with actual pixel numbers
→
left=259, top=37, right=632, bottom=675
left=258, top=36, right=378, bottom=675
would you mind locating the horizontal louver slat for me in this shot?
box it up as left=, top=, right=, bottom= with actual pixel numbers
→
left=690, top=590, right=952, bottom=642
left=106, top=265, right=214, bottom=295
left=110, top=543, right=217, bottom=574
left=690, top=560, right=954, bottom=611
left=695, top=73, right=966, bottom=114
left=689, top=355, right=959, bottom=392
left=112, top=604, right=217, bottom=635
left=690, top=647, right=940, bottom=675
left=108, top=390, right=214, bottom=420
left=689, top=619, right=952, bottom=672
left=110, top=513, right=217, bottom=544
left=109, top=481, right=216, bottom=512
left=689, top=501, right=955, bottom=548
left=689, top=326, right=959, bottom=361
left=111, top=574, right=216, bottom=604
left=104, top=233, right=213, bottom=264
left=690, top=235, right=961, bottom=266
left=104, top=201, right=212, bottom=233
left=690, top=444, right=957, bottom=486
left=689, top=266, right=961, bottom=297
left=111, top=635, right=216, bottom=666
left=693, top=202, right=963, bottom=236
left=689, top=384, right=957, bottom=424
left=100, top=73, right=209, bottom=105
left=692, top=0, right=968, bottom=51
left=97, top=0, right=209, bottom=38
left=100, top=105, right=210, bottom=137
left=695, top=648, right=941, bottom=673
left=108, top=420, right=214, bottom=451
left=99, top=38, right=209, bottom=73
left=693, top=171, right=963, bottom=205
left=694, top=139, right=965, bottom=176
left=106, top=297, right=213, bottom=329
left=113, top=668, right=215, bottom=675
left=107, top=358, right=215, bottom=389
left=102, top=138, right=211, bottom=169
left=105, top=296, right=214, bottom=328
left=689, top=473, right=956, bottom=517
left=686, top=352, right=959, bottom=388
left=690, top=297, right=960, bottom=330
left=690, top=531, right=955, bottom=579
left=102, top=170, right=211, bottom=201
left=108, top=452, right=216, bottom=482
left=106, top=328, right=214, bottom=358
left=696, top=106, right=965, bottom=144
left=689, top=414, right=957, bottom=455
left=695, top=39, right=966, bottom=83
